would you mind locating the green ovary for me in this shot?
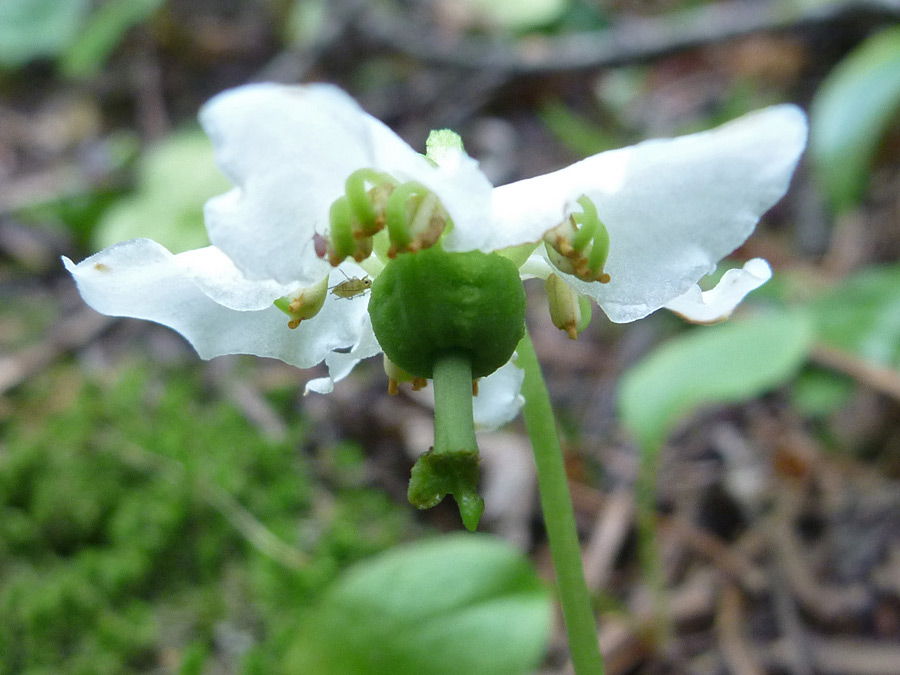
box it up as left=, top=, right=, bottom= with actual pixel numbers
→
left=367, top=247, right=526, bottom=380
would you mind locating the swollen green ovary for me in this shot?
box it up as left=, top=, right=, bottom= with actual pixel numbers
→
left=368, top=247, right=526, bottom=380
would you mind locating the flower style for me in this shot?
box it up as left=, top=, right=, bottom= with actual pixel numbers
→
left=65, top=83, right=807, bottom=428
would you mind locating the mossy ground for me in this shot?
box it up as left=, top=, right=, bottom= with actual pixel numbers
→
left=0, top=360, right=412, bottom=674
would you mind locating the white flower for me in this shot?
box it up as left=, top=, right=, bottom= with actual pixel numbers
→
left=65, top=83, right=806, bottom=428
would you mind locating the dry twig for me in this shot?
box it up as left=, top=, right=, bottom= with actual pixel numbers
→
left=364, top=0, right=900, bottom=75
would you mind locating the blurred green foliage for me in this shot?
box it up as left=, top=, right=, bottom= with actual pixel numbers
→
left=61, top=0, right=166, bottom=77
left=619, top=261, right=900, bottom=442
left=809, top=264, right=900, bottom=368
left=0, top=0, right=90, bottom=68
left=618, top=309, right=814, bottom=451
left=287, top=535, right=552, bottom=675
left=0, top=0, right=165, bottom=73
left=0, top=362, right=411, bottom=674
left=92, top=130, right=228, bottom=254
left=811, top=26, right=900, bottom=213
left=461, top=0, right=570, bottom=31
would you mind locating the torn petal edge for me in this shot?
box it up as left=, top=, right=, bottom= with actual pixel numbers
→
left=663, top=258, right=772, bottom=324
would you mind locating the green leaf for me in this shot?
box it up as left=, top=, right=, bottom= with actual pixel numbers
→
left=791, top=368, right=853, bottom=417
left=93, top=129, right=230, bottom=253
left=461, top=0, right=569, bottom=31
left=540, top=100, right=617, bottom=156
left=286, top=534, right=552, bottom=675
left=619, top=310, right=814, bottom=449
left=809, top=263, right=900, bottom=367
left=0, top=0, right=89, bottom=68
left=810, top=27, right=900, bottom=212
left=61, top=0, right=167, bottom=77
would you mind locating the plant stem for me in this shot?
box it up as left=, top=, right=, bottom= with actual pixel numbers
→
left=408, top=350, right=484, bottom=531
left=517, top=331, right=605, bottom=674
left=432, top=350, right=478, bottom=455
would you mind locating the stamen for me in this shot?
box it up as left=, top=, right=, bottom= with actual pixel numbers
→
left=274, top=276, right=329, bottom=329
left=408, top=192, right=439, bottom=246
left=587, top=218, right=610, bottom=282
left=344, top=168, right=380, bottom=229
left=572, top=196, right=599, bottom=252
left=386, top=181, right=428, bottom=254
left=544, top=195, right=612, bottom=284
left=328, top=197, right=356, bottom=266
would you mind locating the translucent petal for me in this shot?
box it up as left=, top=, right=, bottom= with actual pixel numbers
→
left=176, top=245, right=299, bottom=310
left=473, top=358, right=525, bottom=431
left=488, top=105, right=807, bottom=321
left=663, top=258, right=772, bottom=324
left=304, top=315, right=383, bottom=395
left=200, top=83, right=491, bottom=285
left=200, top=83, right=376, bottom=285
left=63, top=239, right=370, bottom=369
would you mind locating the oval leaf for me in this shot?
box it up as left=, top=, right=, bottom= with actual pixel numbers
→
left=286, top=534, right=552, bottom=675
left=810, top=27, right=900, bottom=212
left=619, top=310, right=813, bottom=449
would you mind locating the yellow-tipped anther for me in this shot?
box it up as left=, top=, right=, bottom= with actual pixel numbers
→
left=543, top=195, right=611, bottom=284
left=384, top=354, right=427, bottom=394
left=547, top=273, right=591, bottom=340
left=274, top=276, right=329, bottom=330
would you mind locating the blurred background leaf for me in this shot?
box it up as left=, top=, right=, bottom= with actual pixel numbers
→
left=61, top=0, right=167, bottom=78
left=619, top=310, right=814, bottom=450
left=810, top=26, right=900, bottom=213
left=460, top=0, right=570, bottom=31
left=92, top=129, right=228, bottom=253
left=0, top=0, right=90, bottom=68
left=286, top=534, right=552, bottom=675
left=809, top=263, right=900, bottom=366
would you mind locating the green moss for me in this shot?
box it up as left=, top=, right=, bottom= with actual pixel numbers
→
left=0, top=362, right=412, bottom=674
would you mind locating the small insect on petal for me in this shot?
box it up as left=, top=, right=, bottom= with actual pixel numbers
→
left=330, top=270, right=373, bottom=299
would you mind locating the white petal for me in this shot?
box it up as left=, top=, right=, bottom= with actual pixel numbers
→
left=200, top=83, right=492, bottom=285
left=663, top=258, right=772, bottom=324
left=519, top=252, right=554, bottom=281
left=473, top=358, right=525, bottom=431
left=304, top=315, right=383, bottom=395
left=63, top=239, right=370, bottom=369
left=489, top=105, right=806, bottom=321
left=201, top=83, right=375, bottom=285
left=176, top=245, right=299, bottom=310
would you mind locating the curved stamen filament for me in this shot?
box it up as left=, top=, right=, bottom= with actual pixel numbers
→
left=544, top=195, right=612, bottom=284
left=572, top=196, right=599, bottom=252
left=587, top=217, right=610, bottom=282
left=386, top=181, right=429, bottom=254
left=328, top=197, right=356, bottom=265
left=345, top=169, right=378, bottom=229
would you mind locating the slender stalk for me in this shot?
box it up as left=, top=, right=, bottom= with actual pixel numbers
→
left=517, top=332, right=605, bottom=674
left=408, top=350, right=484, bottom=531
left=432, top=351, right=478, bottom=455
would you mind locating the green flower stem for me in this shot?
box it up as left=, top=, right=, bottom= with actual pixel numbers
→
left=432, top=351, right=478, bottom=456
left=517, top=331, right=605, bottom=675
left=408, top=351, right=485, bottom=531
